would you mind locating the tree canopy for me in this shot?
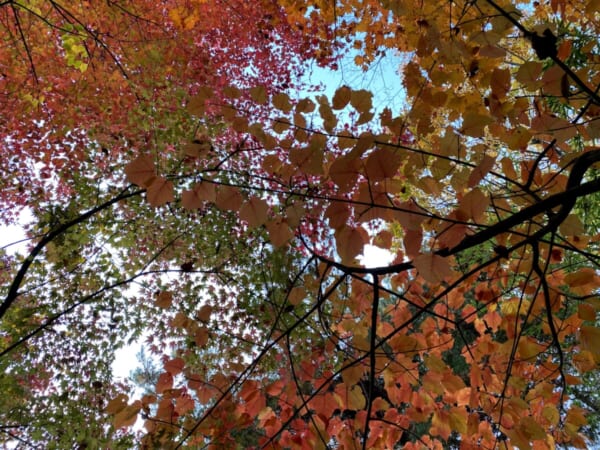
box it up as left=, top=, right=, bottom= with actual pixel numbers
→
left=1, top=0, right=600, bottom=448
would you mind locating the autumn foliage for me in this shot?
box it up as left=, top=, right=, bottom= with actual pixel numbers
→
left=2, top=0, right=600, bottom=448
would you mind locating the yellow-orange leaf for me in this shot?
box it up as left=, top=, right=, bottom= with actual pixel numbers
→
left=125, top=155, right=156, bottom=188
left=516, top=61, right=543, bottom=90
left=348, top=385, right=366, bottom=410
left=414, top=253, right=453, bottom=284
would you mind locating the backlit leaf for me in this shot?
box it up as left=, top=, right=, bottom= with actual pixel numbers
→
left=125, top=155, right=156, bottom=188
left=414, top=253, right=454, bottom=284
left=146, top=176, right=174, bottom=207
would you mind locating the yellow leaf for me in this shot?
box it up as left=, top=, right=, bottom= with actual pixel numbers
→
left=125, top=155, right=156, bottom=188
left=413, top=253, right=454, bottom=284
left=146, top=176, right=174, bottom=207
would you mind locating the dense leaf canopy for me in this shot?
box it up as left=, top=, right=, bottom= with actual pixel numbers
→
left=1, top=0, right=600, bottom=449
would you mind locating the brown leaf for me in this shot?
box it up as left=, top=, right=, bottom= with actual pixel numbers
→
left=146, top=176, right=174, bottom=207
left=125, top=155, right=156, bottom=188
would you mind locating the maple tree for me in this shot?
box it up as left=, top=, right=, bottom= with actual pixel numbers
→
left=2, top=0, right=600, bottom=448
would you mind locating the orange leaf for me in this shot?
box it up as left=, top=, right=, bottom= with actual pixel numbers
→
left=194, top=326, right=209, bottom=347
left=413, top=253, right=454, bottom=284
left=329, top=155, right=361, bottom=189
left=272, top=92, right=292, bottom=113
left=350, top=89, right=372, bottom=114
left=565, top=268, right=596, bottom=287
left=146, top=176, right=174, bottom=207
left=125, top=155, right=156, bottom=188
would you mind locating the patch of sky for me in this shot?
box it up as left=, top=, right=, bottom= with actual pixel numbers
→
left=299, top=45, right=408, bottom=118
